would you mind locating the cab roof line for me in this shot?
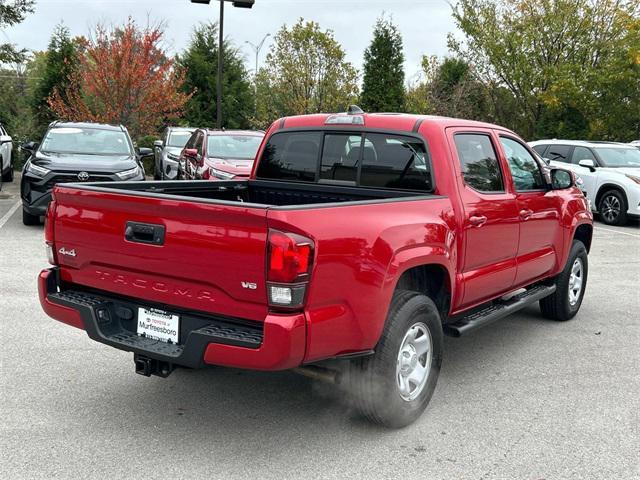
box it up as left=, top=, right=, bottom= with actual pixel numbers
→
left=278, top=117, right=287, bottom=130
left=413, top=118, right=425, bottom=133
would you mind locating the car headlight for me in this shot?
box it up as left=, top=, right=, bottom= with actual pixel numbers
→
left=116, top=166, right=142, bottom=180
left=209, top=167, right=235, bottom=179
left=625, top=174, right=640, bottom=185
left=26, top=162, right=50, bottom=177
left=167, top=153, right=180, bottom=161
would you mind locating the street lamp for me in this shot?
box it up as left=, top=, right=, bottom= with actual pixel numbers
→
left=245, top=33, right=271, bottom=110
left=190, top=0, right=255, bottom=129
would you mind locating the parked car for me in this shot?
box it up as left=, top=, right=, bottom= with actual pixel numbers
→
left=530, top=139, right=640, bottom=225
left=152, top=127, right=195, bottom=180
left=0, top=122, right=14, bottom=188
left=21, top=121, right=151, bottom=225
left=39, top=110, right=592, bottom=428
left=180, top=129, right=264, bottom=180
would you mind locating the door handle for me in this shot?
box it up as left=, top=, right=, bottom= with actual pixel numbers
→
left=519, top=209, right=533, bottom=220
left=469, top=215, right=487, bottom=227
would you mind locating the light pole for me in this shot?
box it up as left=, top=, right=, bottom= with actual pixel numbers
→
left=190, top=0, right=255, bottom=129
left=245, top=33, right=270, bottom=113
left=245, top=33, right=271, bottom=81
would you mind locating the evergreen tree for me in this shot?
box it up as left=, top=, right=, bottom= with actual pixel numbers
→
left=360, top=17, right=406, bottom=112
left=178, top=22, right=254, bottom=129
left=31, top=24, right=80, bottom=134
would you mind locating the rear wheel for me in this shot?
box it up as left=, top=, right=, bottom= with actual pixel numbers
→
left=22, top=209, right=40, bottom=226
left=349, top=290, right=443, bottom=428
left=598, top=189, right=627, bottom=226
left=539, top=240, right=588, bottom=321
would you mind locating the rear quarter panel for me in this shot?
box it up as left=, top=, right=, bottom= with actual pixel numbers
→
left=268, top=197, right=456, bottom=363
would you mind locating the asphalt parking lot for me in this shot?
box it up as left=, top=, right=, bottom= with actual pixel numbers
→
left=1, top=174, right=639, bottom=480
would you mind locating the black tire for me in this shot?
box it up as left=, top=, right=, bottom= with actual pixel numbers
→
left=348, top=290, right=443, bottom=428
left=598, top=189, right=627, bottom=226
left=22, top=209, right=40, bottom=226
left=539, top=240, right=588, bottom=321
left=1, top=159, right=13, bottom=182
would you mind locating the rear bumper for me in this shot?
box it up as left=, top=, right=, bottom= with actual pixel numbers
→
left=38, top=268, right=306, bottom=371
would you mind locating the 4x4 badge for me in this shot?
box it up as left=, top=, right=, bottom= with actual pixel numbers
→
left=58, top=247, right=77, bottom=257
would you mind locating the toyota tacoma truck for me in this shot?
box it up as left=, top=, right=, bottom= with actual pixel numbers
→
left=38, top=109, right=593, bottom=428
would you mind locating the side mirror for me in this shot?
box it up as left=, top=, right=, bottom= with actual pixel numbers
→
left=0, top=135, right=11, bottom=145
left=137, top=147, right=154, bottom=158
left=183, top=148, right=198, bottom=159
left=578, top=159, right=596, bottom=172
left=153, top=140, right=163, bottom=148
left=550, top=168, right=574, bottom=190
left=21, top=141, right=38, bottom=153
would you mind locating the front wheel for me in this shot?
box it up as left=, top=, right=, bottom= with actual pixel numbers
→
left=348, top=290, right=443, bottom=428
left=540, top=240, right=588, bottom=321
left=598, top=190, right=627, bottom=226
left=1, top=158, right=13, bottom=182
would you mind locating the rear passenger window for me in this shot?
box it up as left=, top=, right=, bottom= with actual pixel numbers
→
left=532, top=145, right=547, bottom=156
left=256, top=132, right=321, bottom=182
left=546, top=144, right=572, bottom=163
left=360, top=133, right=431, bottom=191
left=319, top=134, right=362, bottom=183
left=454, top=134, right=504, bottom=192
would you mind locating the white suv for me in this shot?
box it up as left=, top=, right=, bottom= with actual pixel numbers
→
left=529, top=140, right=640, bottom=225
left=0, top=123, right=14, bottom=189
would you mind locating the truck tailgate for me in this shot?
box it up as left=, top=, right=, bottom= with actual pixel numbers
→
left=51, top=186, right=269, bottom=321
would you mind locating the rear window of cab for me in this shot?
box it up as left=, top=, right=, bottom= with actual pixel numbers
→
left=255, top=130, right=433, bottom=192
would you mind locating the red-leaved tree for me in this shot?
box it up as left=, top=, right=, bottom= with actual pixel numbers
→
left=48, top=20, right=191, bottom=138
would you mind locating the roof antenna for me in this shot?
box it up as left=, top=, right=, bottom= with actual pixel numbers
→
left=348, top=105, right=364, bottom=115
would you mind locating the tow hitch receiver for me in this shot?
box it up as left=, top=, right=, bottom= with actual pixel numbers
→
left=134, top=354, right=174, bottom=378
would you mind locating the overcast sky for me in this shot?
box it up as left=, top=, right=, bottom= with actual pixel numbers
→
left=3, top=0, right=457, bottom=81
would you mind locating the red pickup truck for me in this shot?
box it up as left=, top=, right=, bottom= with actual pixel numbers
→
left=39, top=109, right=593, bottom=427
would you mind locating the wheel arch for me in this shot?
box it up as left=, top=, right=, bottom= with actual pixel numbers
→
left=573, top=223, right=593, bottom=253
left=595, top=183, right=628, bottom=209
left=393, top=263, right=452, bottom=321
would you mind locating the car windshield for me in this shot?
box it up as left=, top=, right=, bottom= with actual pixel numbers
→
left=168, top=131, right=193, bottom=148
left=41, top=127, right=131, bottom=155
left=207, top=135, right=263, bottom=160
left=595, top=147, right=640, bottom=168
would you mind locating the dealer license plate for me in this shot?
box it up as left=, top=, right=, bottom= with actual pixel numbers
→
left=137, top=307, right=180, bottom=344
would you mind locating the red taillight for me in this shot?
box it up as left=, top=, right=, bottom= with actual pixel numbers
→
left=267, top=230, right=313, bottom=283
left=267, top=229, right=314, bottom=310
left=45, top=199, right=57, bottom=265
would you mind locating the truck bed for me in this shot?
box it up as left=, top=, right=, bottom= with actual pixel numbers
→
left=66, top=179, right=429, bottom=208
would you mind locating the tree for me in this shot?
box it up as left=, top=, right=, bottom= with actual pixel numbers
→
left=449, top=0, right=640, bottom=140
left=31, top=25, right=81, bottom=135
left=178, top=22, right=254, bottom=129
left=48, top=20, right=191, bottom=139
left=255, top=19, right=359, bottom=127
left=0, top=0, right=35, bottom=64
left=360, top=16, right=405, bottom=112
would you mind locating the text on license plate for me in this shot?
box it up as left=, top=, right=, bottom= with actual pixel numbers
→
left=137, top=307, right=180, bottom=344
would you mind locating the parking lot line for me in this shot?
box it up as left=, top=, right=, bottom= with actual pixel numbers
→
left=594, top=226, right=640, bottom=238
left=0, top=200, right=21, bottom=230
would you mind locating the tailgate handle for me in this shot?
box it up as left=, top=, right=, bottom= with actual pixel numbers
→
left=125, top=222, right=165, bottom=245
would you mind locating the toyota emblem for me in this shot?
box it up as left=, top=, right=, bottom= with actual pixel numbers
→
left=77, top=171, right=90, bottom=181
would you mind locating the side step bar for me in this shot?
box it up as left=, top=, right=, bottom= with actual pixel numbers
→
left=444, top=284, right=556, bottom=337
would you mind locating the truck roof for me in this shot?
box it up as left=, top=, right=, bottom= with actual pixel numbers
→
left=278, top=112, right=517, bottom=136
